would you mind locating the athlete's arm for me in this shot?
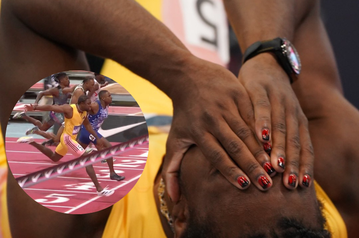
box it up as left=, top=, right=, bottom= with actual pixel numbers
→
left=9, top=0, right=277, bottom=200
left=89, top=102, right=99, bottom=115
left=62, top=84, right=77, bottom=95
left=34, top=87, right=59, bottom=105
left=26, top=104, right=72, bottom=116
left=83, top=118, right=104, bottom=148
left=70, top=89, right=83, bottom=104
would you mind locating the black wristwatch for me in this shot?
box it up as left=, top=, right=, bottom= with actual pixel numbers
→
left=242, top=37, right=301, bottom=84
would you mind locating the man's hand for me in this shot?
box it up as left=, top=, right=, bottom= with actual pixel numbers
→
left=24, top=104, right=37, bottom=112
left=163, top=57, right=275, bottom=202
left=239, top=53, right=314, bottom=190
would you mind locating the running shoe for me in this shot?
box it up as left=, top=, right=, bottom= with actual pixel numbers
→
left=84, top=147, right=98, bottom=155
left=17, top=136, right=34, bottom=143
left=110, top=174, right=125, bottom=181
left=25, top=126, right=39, bottom=135
left=97, top=186, right=114, bottom=197
left=12, top=112, right=25, bottom=119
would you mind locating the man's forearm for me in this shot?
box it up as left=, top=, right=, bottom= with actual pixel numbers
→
left=290, top=1, right=344, bottom=119
left=10, top=0, right=193, bottom=98
left=223, top=0, right=315, bottom=51
left=35, top=104, right=63, bottom=113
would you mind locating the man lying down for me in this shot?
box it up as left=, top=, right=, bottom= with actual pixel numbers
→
left=150, top=86, right=358, bottom=238
left=155, top=147, right=330, bottom=238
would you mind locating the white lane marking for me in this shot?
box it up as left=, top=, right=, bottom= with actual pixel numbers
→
left=25, top=188, right=99, bottom=194
left=65, top=174, right=141, bottom=214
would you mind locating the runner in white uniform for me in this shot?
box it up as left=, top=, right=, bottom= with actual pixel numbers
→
left=87, top=73, right=108, bottom=102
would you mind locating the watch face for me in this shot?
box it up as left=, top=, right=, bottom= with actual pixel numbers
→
left=283, top=39, right=301, bottom=75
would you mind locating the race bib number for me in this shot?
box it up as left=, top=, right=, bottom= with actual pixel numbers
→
left=76, top=144, right=84, bottom=151
left=89, top=134, right=96, bottom=142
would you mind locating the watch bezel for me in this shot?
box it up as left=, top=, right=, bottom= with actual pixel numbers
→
left=281, top=38, right=301, bottom=75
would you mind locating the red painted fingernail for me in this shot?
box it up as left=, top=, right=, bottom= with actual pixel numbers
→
left=288, top=174, right=297, bottom=188
left=263, top=162, right=275, bottom=175
left=263, top=142, right=272, bottom=156
left=258, top=175, right=271, bottom=189
left=237, top=176, right=249, bottom=188
left=262, top=128, right=269, bottom=141
left=302, top=175, right=311, bottom=187
left=278, top=157, right=285, bottom=169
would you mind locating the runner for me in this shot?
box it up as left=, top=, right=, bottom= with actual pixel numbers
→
left=87, top=73, right=109, bottom=102
left=13, top=72, right=76, bottom=138
left=41, top=76, right=95, bottom=146
left=78, top=90, right=125, bottom=181
left=17, top=95, right=114, bottom=196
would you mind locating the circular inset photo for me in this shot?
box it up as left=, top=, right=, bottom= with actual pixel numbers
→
left=6, top=70, right=149, bottom=214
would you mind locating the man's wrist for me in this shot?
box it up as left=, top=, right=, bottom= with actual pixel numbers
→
left=242, top=38, right=301, bottom=84
left=242, top=53, right=293, bottom=85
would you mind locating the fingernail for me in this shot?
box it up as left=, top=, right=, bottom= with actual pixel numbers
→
left=258, top=175, right=271, bottom=189
left=263, top=142, right=272, bottom=156
left=263, top=162, right=275, bottom=175
left=288, top=174, right=297, bottom=188
left=262, top=128, right=269, bottom=141
left=302, top=174, right=311, bottom=187
left=278, top=157, right=285, bottom=169
left=237, top=176, right=249, bottom=188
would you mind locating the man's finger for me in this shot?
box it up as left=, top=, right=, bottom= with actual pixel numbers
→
left=269, top=93, right=286, bottom=172
left=223, top=114, right=275, bottom=178
left=201, top=129, right=272, bottom=191
left=283, top=107, right=300, bottom=189
left=248, top=86, right=272, bottom=144
left=298, top=114, right=314, bottom=188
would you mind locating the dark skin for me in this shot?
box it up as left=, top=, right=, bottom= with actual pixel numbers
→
left=0, top=1, right=354, bottom=238
left=154, top=1, right=359, bottom=236
left=155, top=90, right=359, bottom=237
left=1, top=0, right=317, bottom=205
left=71, top=79, right=95, bottom=105
left=1, top=2, right=111, bottom=236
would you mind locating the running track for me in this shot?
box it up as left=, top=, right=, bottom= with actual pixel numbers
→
left=6, top=137, right=148, bottom=214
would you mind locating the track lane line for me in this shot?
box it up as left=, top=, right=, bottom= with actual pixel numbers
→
left=65, top=174, right=141, bottom=214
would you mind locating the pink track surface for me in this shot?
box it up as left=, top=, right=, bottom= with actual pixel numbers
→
left=13, top=103, right=143, bottom=116
left=6, top=137, right=148, bottom=214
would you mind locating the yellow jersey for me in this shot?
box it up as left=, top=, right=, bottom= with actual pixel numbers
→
left=63, top=104, right=88, bottom=139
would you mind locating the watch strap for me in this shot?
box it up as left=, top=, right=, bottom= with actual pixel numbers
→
left=242, top=37, right=296, bottom=84
left=243, top=37, right=282, bottom=64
